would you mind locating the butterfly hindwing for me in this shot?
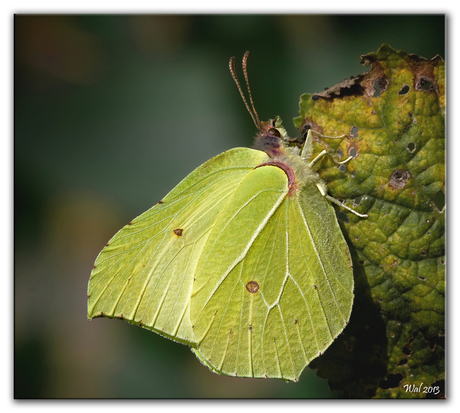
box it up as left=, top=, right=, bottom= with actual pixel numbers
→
left=190, top=164, right=354, bottom=382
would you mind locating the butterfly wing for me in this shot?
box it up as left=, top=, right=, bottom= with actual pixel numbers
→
left=190, top=164, right=353, bottom=381
left=87, top=148, right=270, bottom=345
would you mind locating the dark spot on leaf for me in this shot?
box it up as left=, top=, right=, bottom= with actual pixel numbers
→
left=351, top=170, right=357, bottom=178
left=119, top=314, right=124, bottom=319
left=300, top=120, right=323, bottom=139
left=351, top=126, right=359, bottom=136
left=245, top=281, right=259, bottom=293
left=398, top=359, right=407, bottom=366
left=354, top=196, right=361, bottom=206
left=173, top=228, right=184, bottom=236
left=339, top=164, right=347, bottom=173
left=337, top=210, right=349, bottom=223
left=349, top=147, right=358, bottom=158
left=229, top=329, right=234, bottom=339
left=128, top=221, right=133, bottom=225
left=418, top=276, right=426, bottom=281
left=389, top=169, right=411, bottom=189
left=420, top=251, right=427, bottom=257
left=440, top=258, right=445, bottom=265
left=312, top=94, right=319, bottom=101
left=93, top=265, right=96, bottom=269
left=336, top=149, right=343, bottom=158
left=408, top=112, right=413, bottom=118
left=372, top=77, right=389, bottom=97
left=105, top=242, right=110, bottom=247
left=300, top=124, right=312, bottom=139
left=313, top=284, right=318, bottom=290
left=425, top=336, right=437, bottom=350
left=416, top=75, right=436, bottom=92
left=407, top=142, right=416, bottom=152
left=379, top=373, right=403, bottom=390
left=398, top=84, right=410, bottom=95
left=402, top=344, right=411, bottom=356
left=158, top=200, right=164, bottom=204
left=248, top=324, right=252, bottom=332
left=431, top=190, right=445, bottom=212
left=294, top=318, right=299, bottom=324
left=358, top=259, right=365, bottom=266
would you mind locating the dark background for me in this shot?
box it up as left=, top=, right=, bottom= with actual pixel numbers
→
left=14, top=14, right=445, bottom=398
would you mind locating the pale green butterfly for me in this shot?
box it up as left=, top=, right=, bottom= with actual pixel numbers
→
left=87, top=51, right=367, bottom=382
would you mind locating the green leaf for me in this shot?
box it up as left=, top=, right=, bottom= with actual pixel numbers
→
left=293, top=44, right=445, bottom=398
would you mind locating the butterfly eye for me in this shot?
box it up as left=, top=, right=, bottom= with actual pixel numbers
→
left=268, top=128, right=281, bottom=138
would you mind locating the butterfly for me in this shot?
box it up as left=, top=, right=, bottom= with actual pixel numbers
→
left=87, top=51, right=367, bottom=382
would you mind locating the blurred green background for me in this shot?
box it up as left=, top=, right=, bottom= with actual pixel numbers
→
left=14, top=14, right=444, bottom=398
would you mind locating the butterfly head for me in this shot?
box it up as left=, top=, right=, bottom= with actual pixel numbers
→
left=253, top=117, right=289, bottom=158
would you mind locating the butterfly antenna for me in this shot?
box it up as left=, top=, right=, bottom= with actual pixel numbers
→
left=229, top=54, right=260, bottom=130
left=242, top=51, right=261, bottom=128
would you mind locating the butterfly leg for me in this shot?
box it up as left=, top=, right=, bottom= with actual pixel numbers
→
left=315, top=179, right=368, bottom=218
left=317, top=181, right=368, bottom=218
left=301, top=129, right=352, bottom=166
left=301, top=129, right=368, bottom=218
left=324, top=194, right=369, bottom=218
left=310, top=150, right=353, bottom=168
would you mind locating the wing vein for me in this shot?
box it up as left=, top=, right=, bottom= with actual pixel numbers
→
left=194, top=188, right=287, bottom=322
left=295, top=199, right=345, bottom=328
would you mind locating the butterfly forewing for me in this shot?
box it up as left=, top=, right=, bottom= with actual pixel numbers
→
left=87, top=148, right=270, bottom=345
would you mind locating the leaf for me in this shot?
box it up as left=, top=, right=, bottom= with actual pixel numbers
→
left=293, top=44, right=445, bottom=398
